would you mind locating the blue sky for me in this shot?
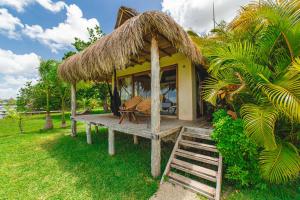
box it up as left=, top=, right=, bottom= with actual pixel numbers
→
left=0, top=0, right=250, bottom=99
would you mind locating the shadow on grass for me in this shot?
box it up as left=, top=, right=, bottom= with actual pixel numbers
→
left=40, top=127, right=173, bottom=200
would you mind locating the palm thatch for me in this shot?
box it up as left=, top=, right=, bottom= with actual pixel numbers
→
left=59, top=9, right=204, bottom=83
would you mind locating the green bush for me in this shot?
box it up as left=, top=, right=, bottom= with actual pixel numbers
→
left=212, top=109, right=264, bottom=188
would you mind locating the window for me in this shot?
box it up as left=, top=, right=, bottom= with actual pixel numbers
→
left=118, top=76, right=132, bottom=102
left=134, top=73, right=151, bottom=98
left=160, top=68, right=177, bottom=115
left=117, top=66, right=177, bottom=116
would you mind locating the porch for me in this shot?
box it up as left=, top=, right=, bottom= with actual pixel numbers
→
left=74, top=113, right=210, bottom=140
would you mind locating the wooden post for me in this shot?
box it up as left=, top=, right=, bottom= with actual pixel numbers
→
left=108, top=128, right=115, bottom=155
left=71, top=84, right=77, bottom=137
left=151, top=33, right=161, bottom=177
left=133, top=135, right=138, bottom=144
left=151, top=33, right=161, bottom=134
left=95, top=125, right=99, bottom=134
left=86, top=123, right=92, bottom=144
left=151, top=138, right=161, bottom=177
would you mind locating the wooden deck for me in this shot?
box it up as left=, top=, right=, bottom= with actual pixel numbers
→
left=73, top=113, right=210, bottom=139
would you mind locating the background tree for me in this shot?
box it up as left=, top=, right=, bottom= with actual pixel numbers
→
left=39, top=60, right=59, bottom=130
left=5, top=105, right=24, bottom=134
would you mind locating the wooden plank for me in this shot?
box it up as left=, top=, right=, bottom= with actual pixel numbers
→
left=160, top=127, right=185, bottom=184
left=180, top=140, right=217, bottom=152
left=86, top=123, right=92, bottom=144
left=185, top=127, right=213, bottom=135
left=108, top=128, right=115, bottom=155
left=151, top=33, right=161, bottom=134
left=168, top=178, right=215, bottom=200
left=151, top=138, right=161, bottom=177
left=170, top=163, right=217, bottom=182
left=133, top=135, right=138, bottom=144
left=172, top=158, right=217, bottom=177
left=175, top=149, right=219, bottom=166
left=168, top=172, right=216, bottom=196
left=215, top=155, right=223, bottom=200
left=71, top=84, right=77, bottom=137
left=182, top=132, right=212, bottom=141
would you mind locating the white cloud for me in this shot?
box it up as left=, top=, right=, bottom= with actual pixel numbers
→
left=23, top=4, right=99, bottom=53
left=0, top=49, right=40, bottom=99
left=162, top=0, right=251, bottom=33
left=0, top=48, right=40, bottom=77
left=0, top=8, right=24, bottom=39
left=0, top=0, right=65, bottom=13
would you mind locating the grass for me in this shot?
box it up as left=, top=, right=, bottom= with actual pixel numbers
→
left=0, top=113, right=299, bottom=199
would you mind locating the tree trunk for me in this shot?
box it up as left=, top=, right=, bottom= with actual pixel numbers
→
left=44, top=89, right=53, bottom=130
left=61, top=97, right=66, bottom=128
left=44, top=112, right=53, bottom=129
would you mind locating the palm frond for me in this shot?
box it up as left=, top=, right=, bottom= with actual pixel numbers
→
left=202, top=77, right=232, bottom=106
left=260, top=82, right=300, bottom=122
left=241, top=104, right=278, bottom=150
left=260, top=142, right=300, bottom=183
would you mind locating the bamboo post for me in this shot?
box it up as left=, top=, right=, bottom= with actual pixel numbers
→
left=133, top=135, right=138, bottom=144
left=95, top=125, right=99, bottom=134
left=71, top=84, right=77, bottom=137
left=150, top=33, right=161, bottom=177
left=86, top=123, right=92, bottom=144
left=108, top=128, right=115, bottom=155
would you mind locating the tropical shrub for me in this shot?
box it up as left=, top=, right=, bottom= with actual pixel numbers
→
left=192, top=0, right=300, bottom=183
left=212, top=109, right=262, bottom=187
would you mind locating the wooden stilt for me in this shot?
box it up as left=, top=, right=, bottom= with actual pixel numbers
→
left=71, top=84, right=77, bottom=137
left=133, top=135, right=138, bottom=144
left=95, top=125, right=99, bottom=134
left=108, top=128, right=115, bottom=155
left=151, top=138, right=161, bottom=177
left=86, top=123, right=92, bottom=144
left=150, top=33, right=161, bottom=177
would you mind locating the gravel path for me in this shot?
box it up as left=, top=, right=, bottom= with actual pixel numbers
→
left=150, top=182, right=199, bottom=200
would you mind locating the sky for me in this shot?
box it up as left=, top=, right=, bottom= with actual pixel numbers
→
left=0, top=0, right=251, bottom=99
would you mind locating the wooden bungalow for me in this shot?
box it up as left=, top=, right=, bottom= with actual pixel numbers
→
left=58, top=7, right=209, bottom=178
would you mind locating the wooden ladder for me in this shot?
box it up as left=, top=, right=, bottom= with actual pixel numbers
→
left=161, top=126, right=223, bottom=200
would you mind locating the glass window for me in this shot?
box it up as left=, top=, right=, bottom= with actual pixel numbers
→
left=134, top=74, right=151, bottom=98
left=118, top=76, right=133, bottom=103
left=160, top=68, right=177, bottom=115
left=117, top=67, right=177, bottom=116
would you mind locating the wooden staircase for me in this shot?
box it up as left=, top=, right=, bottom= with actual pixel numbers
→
left=161, top=127, right=222, bottom=200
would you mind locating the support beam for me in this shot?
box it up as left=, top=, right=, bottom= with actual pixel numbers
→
left=151, top=139, right=161, bottom=177
left=108, top=128, right=115, bottom=155
left=86, top=123, right=92, bottom=144
left=71, top=84, right=77, bottom=137
left=151, top=34, right=161, bottom=134
left=95, top=125, right=99, bottom=134
left=144, top=38, right=172, bottom=57
left=151, top=33, right=161, bottom=177
left=133, top=135, right=138, bottom=144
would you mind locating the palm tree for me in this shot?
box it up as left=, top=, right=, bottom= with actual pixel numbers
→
left=193, top=0, right=300, bottom=183
left=39, top=60, right=58, bottom=130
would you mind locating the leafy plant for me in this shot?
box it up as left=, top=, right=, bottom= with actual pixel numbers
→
left=193, top=0, right=300, bottom=183
left=212, top=109, right=262, bottom=187
left=5, top=106, right=24, bottom=134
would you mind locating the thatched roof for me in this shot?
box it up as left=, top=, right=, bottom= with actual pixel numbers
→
left=59, top=8, right=204, bottom=83
left=115, top=6, right=138, bottom=28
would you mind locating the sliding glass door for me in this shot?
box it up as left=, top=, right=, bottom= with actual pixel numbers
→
left=117, top=66, right=177, bottom=116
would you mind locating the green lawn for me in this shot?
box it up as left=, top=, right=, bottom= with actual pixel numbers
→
left=0, top=113, right=298, bottom=199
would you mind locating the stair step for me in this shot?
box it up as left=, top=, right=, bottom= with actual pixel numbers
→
left=185, top=127, right=213, bottom=135
left=179, top=140, right=218, bottom=152
left=175, top=149, right=219, bottom=166
left=172, top=158, right=217, bottom=177
left=168, top=172, right=215, bottom=199
left=182, top=132, right=213, bottom=141
left=171, top=163, right=217, bottom=182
